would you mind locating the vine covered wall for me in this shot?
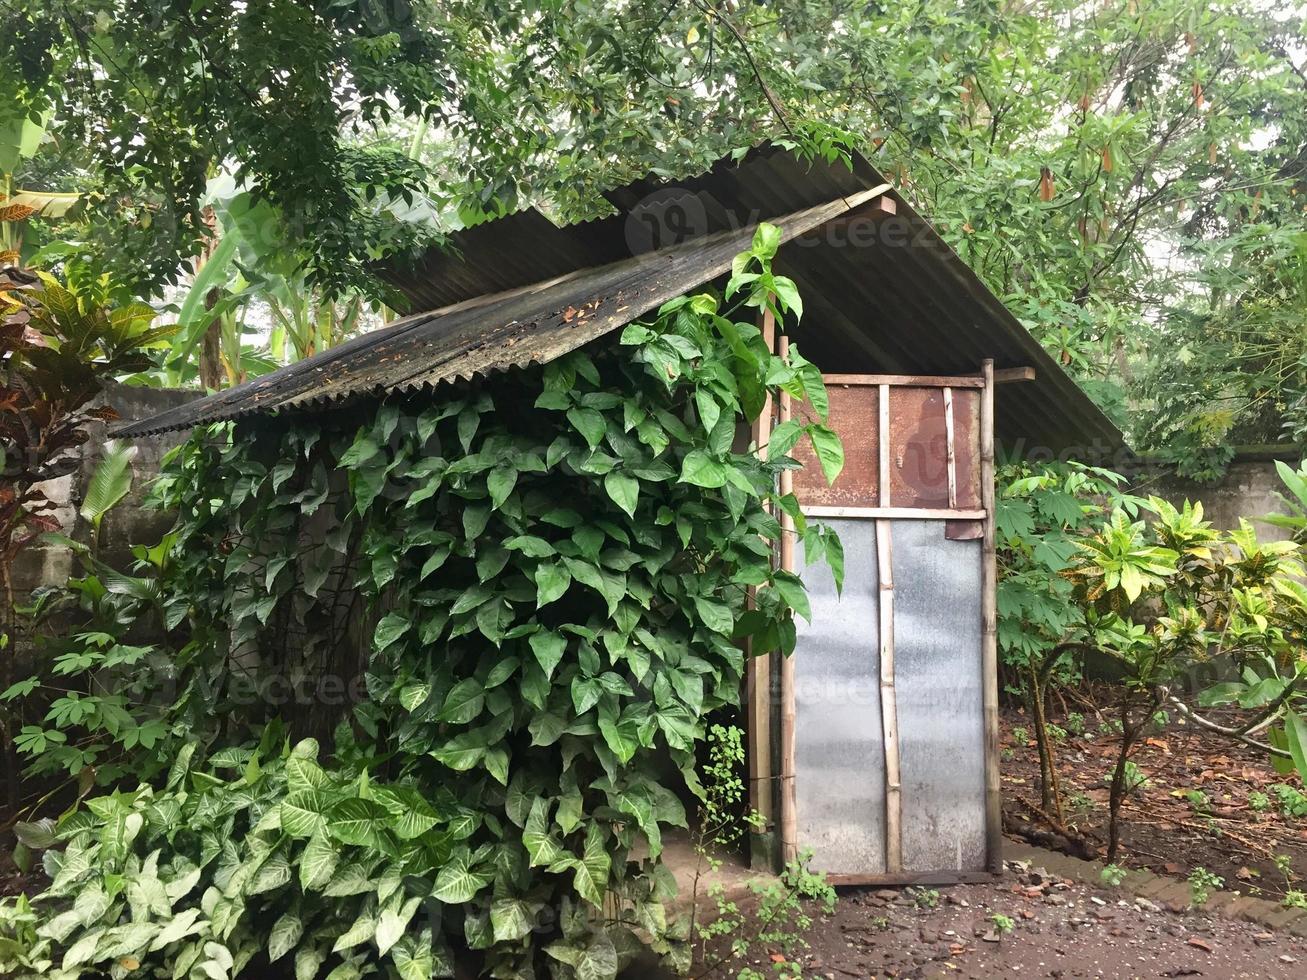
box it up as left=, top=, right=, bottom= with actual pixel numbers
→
left=1, top=229, right=844, bottom=979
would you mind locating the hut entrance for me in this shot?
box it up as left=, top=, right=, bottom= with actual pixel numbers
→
left=755, top=369, right=1003, bottom=885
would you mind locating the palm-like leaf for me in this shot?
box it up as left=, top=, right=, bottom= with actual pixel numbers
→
left=81, top=441, right=136, bottom=528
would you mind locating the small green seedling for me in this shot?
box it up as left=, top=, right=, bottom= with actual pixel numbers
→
left=909, top=887, right=940, bottom=910
left=1188, top=867, right=1223, bottom=907
left=1100, top=863, right=1127, bottom=887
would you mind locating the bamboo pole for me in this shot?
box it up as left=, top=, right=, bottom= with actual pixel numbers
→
left=943, top=387, right=957, bottom=510
left=746, top=308, right=776, bottom=841
left=778, top=333, right=798, bottom=866
left=876, top=519, right=903, bottom=873
left=979, top=359, right=1003, bottom=872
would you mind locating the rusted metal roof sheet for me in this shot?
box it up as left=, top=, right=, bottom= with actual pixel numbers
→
left=114, top=190, right=882, bottom=438
left=117, top=146, right=1123, bottom=455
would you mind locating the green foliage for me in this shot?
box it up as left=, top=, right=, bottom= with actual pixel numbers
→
left=908, top=888, right=940, bottom=911
left=6, top=1, right=1307, bottom=474
left=1099, top=863, right=1127, bottom=887
left=3, top=240, right=843, bottom=977
left=1056, top=494, right=1307, bottom=857
left=1271, top=784, right=1307, bottom=820
left=687, top=725, right=835, bottom=978
left=1183, top=789, right=1211, bottom=815
left=746, top=859, right=836, bottom=977
left=0, top=267, right=176, bottom=808
left=79, top=443, right=135, bottom=534
left=1120, top=761, right=1149, bottom=796
left=1188, top=867, right=1224, bottom=907
left=995, top=459, right=1143, bottom=818
left=989, top=913, right=1014, bottom=937
left=0, top=738, right=476, bottom=980
left=1264, top=459, right=1307, bottom=543
left=996, top=460, right=1141, bottom=678
left=997, top=465, right=1307, bottom=855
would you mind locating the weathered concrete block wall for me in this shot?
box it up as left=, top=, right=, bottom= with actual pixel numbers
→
left=1143, top=456, right=1299, bottom=542
left=12, top=384, right=199, bottom=602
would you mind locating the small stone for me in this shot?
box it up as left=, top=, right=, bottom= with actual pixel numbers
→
left=1044, top=894, right=1068, bottom=906
left=1186, top=937, right=1213, bottom=953
left=1090, top=896, right=1107, bottom=906
left=981, top=929, right=1002, bottom=943
left=1135, top=898, right=1162, bottom=913
left=1280, top=954, right=1298, bottom=964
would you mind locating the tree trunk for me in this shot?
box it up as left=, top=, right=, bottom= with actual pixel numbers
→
left=1106, top=690, right=1161, bottom=862
left=198, top=287, right=223, bottom=390
left=1028, top=662, right=1064, bottom=822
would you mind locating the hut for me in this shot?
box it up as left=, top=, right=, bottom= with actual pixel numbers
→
left=116, top=146, right=1123, bottom=885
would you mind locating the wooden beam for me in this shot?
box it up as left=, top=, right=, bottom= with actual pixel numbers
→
left=979, top=359, right=1003, bottom=873
left=803, top=506, right=985, bottom=520
left=867, top=194, right=897, bottom=219
left=993, top=366, right=1036, bottom=384
left=778, top=334, right=798, bottom=867
left=825, top=870, right=996, bottom=888
left=876, top=519, right=903, bottom=874
left=822, top=373, right=985, bottom=389
left=878, top=385, right=890, bottom=507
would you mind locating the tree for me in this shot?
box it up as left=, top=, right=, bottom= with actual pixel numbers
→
left=8, top=1, right=1307, bottom=451
left=0, top=265, right=171, bottom=809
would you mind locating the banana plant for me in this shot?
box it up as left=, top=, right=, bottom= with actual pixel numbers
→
left=0, top=114, right=80, bottom=259
left=1263, top=459, right=1307, bottom=543
left=161, top=175, right=373, bottom=387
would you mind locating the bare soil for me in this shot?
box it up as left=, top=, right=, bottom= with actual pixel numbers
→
left=1001, top=697, right=1307, bottom=900
left=701, top=870, right=1305, bottom=979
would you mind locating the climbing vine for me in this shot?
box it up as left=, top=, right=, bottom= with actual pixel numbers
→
left=0, top=225, right=843, bottom=978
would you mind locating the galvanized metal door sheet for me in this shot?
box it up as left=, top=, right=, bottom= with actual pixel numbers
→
left=794, top=518, right=885, bottom=874
left=891, top=519, right=986, bottom=871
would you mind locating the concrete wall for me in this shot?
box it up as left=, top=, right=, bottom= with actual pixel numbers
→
left=1140, top=456, right=1298, bottom=542
left=12, top=384, right=199, bottom=603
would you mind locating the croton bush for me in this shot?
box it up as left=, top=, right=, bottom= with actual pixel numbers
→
left=0, top=226, right=843, bottom=978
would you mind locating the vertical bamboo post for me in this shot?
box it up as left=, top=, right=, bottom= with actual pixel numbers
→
left=878, top=384, right=890, bottom=506
left=875, top=519, right=903, bottom=873
left=943, top=387, right=957, bottom=510
left=778, top=333, right=798, bottom=866
left=747, top=308, right=776, bottom=842
left=979, top=359, right=1003, bottom=872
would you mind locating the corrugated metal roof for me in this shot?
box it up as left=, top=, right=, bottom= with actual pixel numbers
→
left=116, top=146, right=1123, bottom=454
left=114, top=190, right=882, bottom=437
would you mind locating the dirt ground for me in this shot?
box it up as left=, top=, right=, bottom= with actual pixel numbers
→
left=707, top=868, right=1306, bottom=979
left=1000, top=696, right=1307, bottom=900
